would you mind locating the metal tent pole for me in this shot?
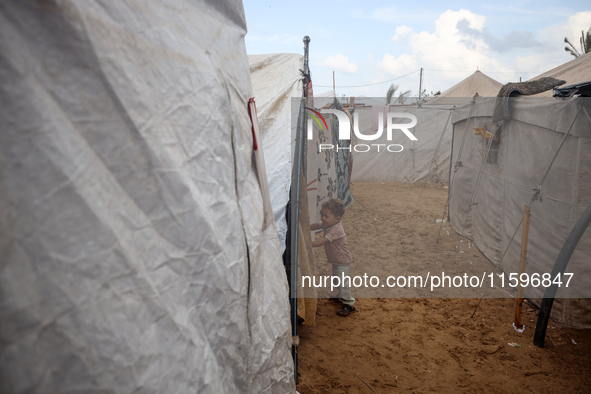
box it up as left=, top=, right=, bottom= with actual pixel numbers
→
left=290, top=34, right=311, bottom=385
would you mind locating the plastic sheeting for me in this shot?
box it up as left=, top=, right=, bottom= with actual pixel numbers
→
left=449, top=97, right=591, bottom=328
left=302, top=98, right=354, bottom=225
left=249, top=53, right=304, bottom=251
left=349, top=103, right=454, bottom=184
left=350, top=72, right=502, bottom=184
left=0, top=1, right=294, bottom=392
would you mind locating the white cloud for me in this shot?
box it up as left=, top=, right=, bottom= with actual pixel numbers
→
left=378, top=53, right=417, bottom=76
left=378, top=9, right=514, bottom=93
left=319, top=54, right=359, bottom=74
left=392, top=25, right=413, bottom=41
left=540, top=11, right=591, bottom=56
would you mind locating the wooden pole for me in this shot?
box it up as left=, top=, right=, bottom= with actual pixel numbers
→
left=418, top=67, right=423, bottom=100
left=514, top=205, right=532, bottom=331
left=332, top=71, right=335, bottom=93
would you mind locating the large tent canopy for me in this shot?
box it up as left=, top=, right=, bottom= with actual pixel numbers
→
left=0, top=1, right=295, bottom=392
left=448, top=55, right=591, bottom=328
left=530, top=52, right=591, bottom=97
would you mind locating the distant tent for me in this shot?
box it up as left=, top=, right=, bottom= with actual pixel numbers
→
left=0, top=1, right=295, bottom=392
left=350, top=71, right=502, bottom=184
left=436, top=70, right=503, bottom=99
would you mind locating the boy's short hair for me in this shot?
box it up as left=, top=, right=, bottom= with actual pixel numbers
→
left=321, top=198, right=345, bottom=217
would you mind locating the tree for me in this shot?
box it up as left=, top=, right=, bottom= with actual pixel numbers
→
left=386, top=83, right=411, bottom=105
left=386, top=83, right=398, bottom=104
left=420, top=89, right=437, bottom=98
left=564, top=26, right=591, bottom=58
left=397, top=89, right=411, bottom=105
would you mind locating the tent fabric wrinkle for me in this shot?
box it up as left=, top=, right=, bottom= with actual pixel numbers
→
left=0, top=1, right=295, bottom=393
left=248, top=53, right=304, bottom=252
left=449, top=96, right=591, bottom=328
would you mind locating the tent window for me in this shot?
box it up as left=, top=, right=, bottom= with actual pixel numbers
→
left=483, top=139, right=500, bottom=165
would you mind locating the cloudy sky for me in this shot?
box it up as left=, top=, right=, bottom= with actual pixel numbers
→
left=243, top=0, right=591, bottom=97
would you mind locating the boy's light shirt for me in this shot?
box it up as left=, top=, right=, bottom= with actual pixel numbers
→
left=323, top=222, right=340, bottom=242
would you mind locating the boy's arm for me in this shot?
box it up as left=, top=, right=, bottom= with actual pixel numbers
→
left=310, top=222, right=322, bottom=231
left=311, top=237, right=330, bottom=248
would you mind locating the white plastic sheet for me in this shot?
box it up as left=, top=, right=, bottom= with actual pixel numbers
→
left=449, top=97, right=591, bottom=328
left=0, top=1, right=294, bottom=392
left=249, top=53, right=304, bottom=251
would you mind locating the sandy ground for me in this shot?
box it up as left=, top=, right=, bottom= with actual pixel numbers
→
left=296, top=182, right=591, bottom=393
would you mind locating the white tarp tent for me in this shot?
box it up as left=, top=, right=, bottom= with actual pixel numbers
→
left=434, top=70, right=504, bottom=101
left=0, top=1, right=295, bottom=392
left=350, top=71, right=502, bottom=184
left=248, top=53, right=357, bottom=322
left=248, top=53, right=355, bottom=241
left=249, top=53, right=303, bottom=251
left=449, top=96, right=591, bottom=328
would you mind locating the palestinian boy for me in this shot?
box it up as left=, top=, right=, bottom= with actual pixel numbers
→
left=311, top=198, right=355, bottom=316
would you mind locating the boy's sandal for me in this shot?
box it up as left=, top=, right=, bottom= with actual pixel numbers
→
left=337, top=305, right=356, bottom=316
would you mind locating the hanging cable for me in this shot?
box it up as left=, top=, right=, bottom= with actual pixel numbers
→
left=314, top=69, right=420, bottom=88
left=410, top=111, right=452, bottom=221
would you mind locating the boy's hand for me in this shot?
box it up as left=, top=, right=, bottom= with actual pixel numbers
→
left=311, top=237, right=330, bottom=248
left=310, top=222, right=323, bottom=231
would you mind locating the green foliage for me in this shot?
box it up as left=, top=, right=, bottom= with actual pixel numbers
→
left=564, top=26, right=591, bottom=58
left=386, top=83, right=398, bottom=104
left=397, top=89, right=411, bottom=105
left=386, top=83, right=411, bottom=104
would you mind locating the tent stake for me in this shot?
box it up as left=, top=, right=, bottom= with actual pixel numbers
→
left=514, top=205, right=531, bottom=331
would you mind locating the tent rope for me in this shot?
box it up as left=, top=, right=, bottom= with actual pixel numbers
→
left=530, top=109, right=580, bottom=204
left=448, top=123, right=499, bottom=265
left=410, top=111, right=452, bottom=221
left=432, top=111, right=453, bottom=182
left=452, top=97, right=478, bottom=173
left=470, top=100, right=584, bottom=317
left=453, top=99, right=579, bottom=265
left=436, top=99, right=476, bottom=244
left=435, top=197, right=449, bottom=244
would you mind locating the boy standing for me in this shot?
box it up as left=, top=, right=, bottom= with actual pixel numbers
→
left=311, top=198, right=355, bottom=316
